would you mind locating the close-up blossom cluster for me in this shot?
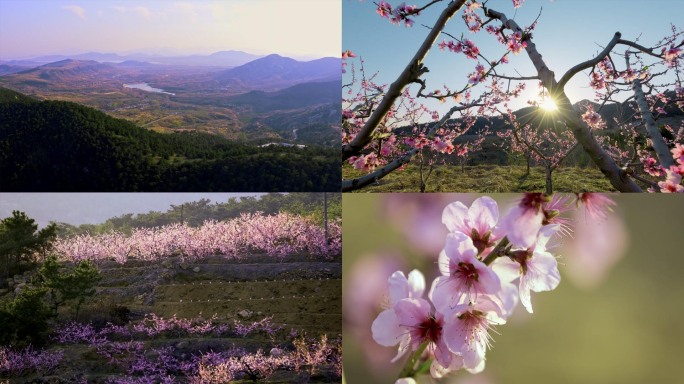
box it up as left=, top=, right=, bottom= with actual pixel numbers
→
left=337, top=193, right=684, bottom=384
left=370, top=194, right=607, bottom=381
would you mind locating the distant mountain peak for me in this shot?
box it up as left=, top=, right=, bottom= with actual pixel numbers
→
left=44, top=59, right=75, bottom=67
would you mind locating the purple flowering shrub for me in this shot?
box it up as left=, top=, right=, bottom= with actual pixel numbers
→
left=0, top=346, right=63, bottom=377
left=41, top=314, right=342, bottom=382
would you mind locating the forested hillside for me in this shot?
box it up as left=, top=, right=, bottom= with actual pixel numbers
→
left=0, top=88, right=339, bottom=191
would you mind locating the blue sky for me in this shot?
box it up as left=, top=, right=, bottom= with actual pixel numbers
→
left=343, top=0, right=684, bottom=112
left=0, top=0, right=341, bottom=60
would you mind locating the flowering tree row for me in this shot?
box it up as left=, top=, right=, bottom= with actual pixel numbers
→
left=52, top=212, right=341, bottom=263
left=370, top=193, right=619, bottom=382
left=343, top=0, right=683, bottom=192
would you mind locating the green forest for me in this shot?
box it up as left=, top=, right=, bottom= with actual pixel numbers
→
left=0, top=88, right=340, bottom=191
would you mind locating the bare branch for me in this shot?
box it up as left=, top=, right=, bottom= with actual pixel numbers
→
left=557, top=32, right=622, bottom=90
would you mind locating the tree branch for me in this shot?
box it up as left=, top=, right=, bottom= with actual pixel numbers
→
left=485, top=7, right=642, bottom=192
left=342, top=0, right=468, bottom=161
left=557, top=32, right=622, bottom=90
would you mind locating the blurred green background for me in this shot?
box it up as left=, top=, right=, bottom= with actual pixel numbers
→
left=343, top=194, right=684, bottom=384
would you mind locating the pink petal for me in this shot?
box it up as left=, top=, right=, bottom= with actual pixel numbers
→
left=395, top=298, right=431, bottom=328
left=535, top=224, right=560, bottom=250
left=443, top=317, right=469, bottom=355
left=502, top=205, right=543, bottom=248
left=371, top=309, right=404, bottom=346
left=388, top=271, right=410, bottom=305
left=431, top=336, right=453, bottom=370
left=474, top=263, right=501, bottom=295
left=438, top=249, right=451, bottom=276
left=491, top=257, right=521, bottom=283
left=442, top=201, right=470, bottom=233
left=430, top=275, right=464, bottom=314
left=470, top=196, right=499, bottom=235
left=444, top=232, right=478, bottom=264
left=527, top=251, right=560, bottom=292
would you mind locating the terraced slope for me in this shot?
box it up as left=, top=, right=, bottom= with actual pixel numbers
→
left=24, top=254, right=341, bottom=383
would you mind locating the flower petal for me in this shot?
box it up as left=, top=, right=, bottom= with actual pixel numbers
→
left=502, top=205, right=543, bottom=248
left=519, top=276, right=533, bottom=313
left=371, top=309, right=404, bottom=346
left=527, top=251, right=560, bottom=292
left=442, top=201, right=470, bottom=233
left=430, top=275, right=465, bottom=314
left=388, top=271, right=409, bottom=305
left=431, top=336, right=453, bottom=370
left=395, top=298, right=431, bottom=328
left=491, top=257, right=521, bottom=283
left=470, top=196, right=499, bottom=235
left=407, top=269, right=425, bottom=299
left=444, top=232, right=478, bottom=264
left=474, top=262, right=501, bottom=295
left=536, top=223, right=560, bottom=250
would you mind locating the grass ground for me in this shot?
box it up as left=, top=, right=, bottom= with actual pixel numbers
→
left=343, top=164, right=617, bottom=192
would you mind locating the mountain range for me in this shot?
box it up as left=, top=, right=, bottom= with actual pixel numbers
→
left=0, top=52, right=342, bottom=145
left=1, top=50, right=264, bottom=68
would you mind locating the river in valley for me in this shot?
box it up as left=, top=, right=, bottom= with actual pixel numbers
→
left=123, top=82, right=175, bottom=96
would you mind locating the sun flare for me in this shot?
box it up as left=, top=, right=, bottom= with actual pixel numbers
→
left=540, top=98, right=558, bottom=111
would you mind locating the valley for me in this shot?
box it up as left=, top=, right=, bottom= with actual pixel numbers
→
left=0, top=53, right=341, bottom=146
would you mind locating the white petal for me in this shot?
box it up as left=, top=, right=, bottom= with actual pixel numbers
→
left=391, top=334, right=411, bottom=363
left=395, top=378, right=417, bottom=384
left=430, top=359, right=451, bottom=379
left=465, top=358, right=486, bottom=374
left=406, top=269, right=425, bottom=299
left=519, top=276, right=533, bottom=313
left=461, top=339, right=486, bottom=370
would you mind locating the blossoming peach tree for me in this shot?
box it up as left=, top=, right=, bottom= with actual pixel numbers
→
left=342, top=0, right=683, bottom=192
left=370, top=193, right=617, bottom=382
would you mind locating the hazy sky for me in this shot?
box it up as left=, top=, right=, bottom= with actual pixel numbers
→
left=343, top=0, right=684, bottom=112
left=0, top=193, right=264, bottom=227
left=0, top=0, right=341, bottom=60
